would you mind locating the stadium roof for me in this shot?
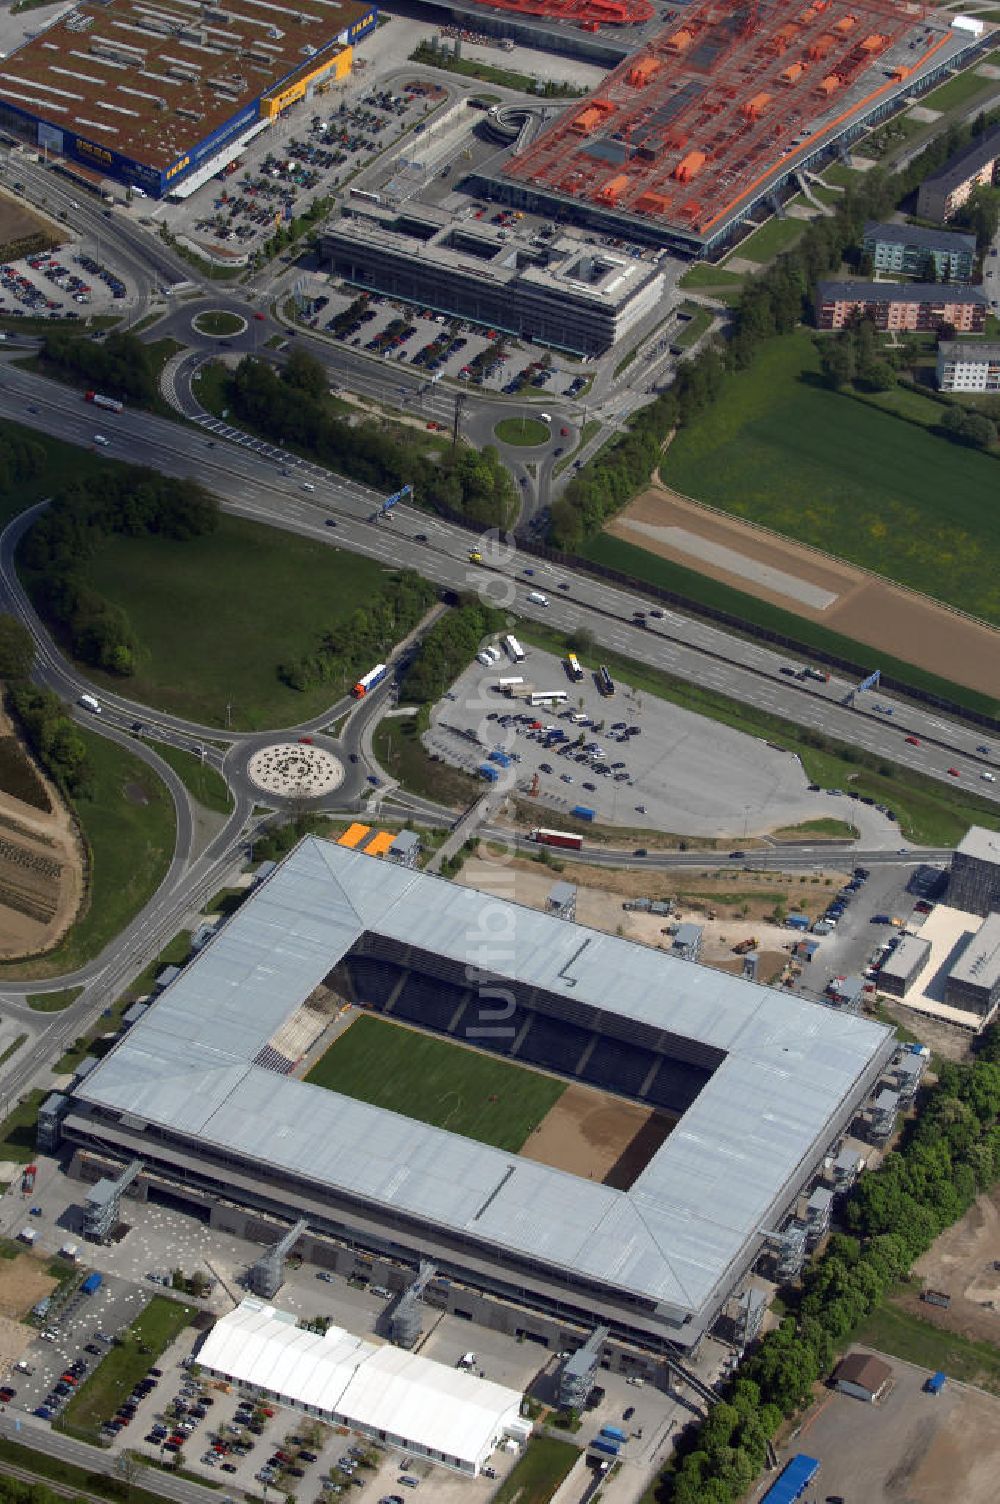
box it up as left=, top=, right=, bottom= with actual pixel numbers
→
left=75, top=839, right=892, bottom=1320
left=198, top=1299, right=522, bottom=1469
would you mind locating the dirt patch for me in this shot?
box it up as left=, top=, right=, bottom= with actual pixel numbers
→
left=607, top=485, right=1000, bottom=698
left=124, top=781, right=150, bottom=806
left=904, top=1387, right=1000, bottom=1504
left=519, top=1082, right=672, bottom=1185
left=0, top=706, right=85, bottom=962
left=901, top=1187, right=1000, bottom=1347
left=0, top=1251, right=57, bottom=1320
left=0, top=191, right=62, bottom=255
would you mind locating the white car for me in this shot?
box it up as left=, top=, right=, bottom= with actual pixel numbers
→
left=982, top=771, right=996, bottom=783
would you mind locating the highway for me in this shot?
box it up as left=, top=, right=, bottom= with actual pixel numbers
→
left=1, top=358, right=997, bottom=799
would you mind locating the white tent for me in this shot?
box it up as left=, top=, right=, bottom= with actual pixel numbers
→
left=197, top=1300, right=524, bottom=1474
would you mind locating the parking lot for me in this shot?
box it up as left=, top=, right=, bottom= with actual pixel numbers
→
left=769, top=1350, right=1000, bottom=1504
left=0, top=243, right=125, bottom=321
left=300, top=279, right=591, bottom=400
left=428, top=643, right=877, bottom=837
left=157, top=78, right=446, bottom=261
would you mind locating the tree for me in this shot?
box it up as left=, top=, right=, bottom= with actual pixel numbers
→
left=0, top=614, right=34, bottom=681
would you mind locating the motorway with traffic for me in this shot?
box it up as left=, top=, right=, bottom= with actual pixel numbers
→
left=0, top=140, right=991, bottom=1202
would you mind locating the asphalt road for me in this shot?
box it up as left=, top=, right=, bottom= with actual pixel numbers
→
left=2, top=359, right=996, bottom=799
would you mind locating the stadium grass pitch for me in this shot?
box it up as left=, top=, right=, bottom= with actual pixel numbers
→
left=304, top=1014, right=566, bottom=1152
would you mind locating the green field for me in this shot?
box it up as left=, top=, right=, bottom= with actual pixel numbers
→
left=674, top=306, right=714, bottom=350
left=59, top=1296, right=195, bottom=1439
left=148, top=740, right=233, bottom=815
left=855, top=1299, right=1000, bottom=1393
left=492, top=1438, right=581, bottom=1504
left=659, top=330, right=1000, bottom=627
left=305, top=1014, right=566, bottom=1152
left=494, top=417, right=551, bottom=447
left=0, top=729, right=176, bottom=981
left=679, top=264, right=746, bottom=290
left=0, top=1089, right=46, bottom=1162
left=76, top=515, right=398, bottom=727
left=27, top=985, right=84, bottom=1012
left=192, top=309, right=245, bottom=336
left=920, top=68, right=996, bottom=113
left=733, top=216, right=808, bottom=263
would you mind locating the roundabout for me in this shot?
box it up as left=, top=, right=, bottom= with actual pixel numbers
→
left=191, top=308, right=248, bottom=339
left=246, top=741, right=344, bottom=800
left=493, top=416, right=551, bottom=447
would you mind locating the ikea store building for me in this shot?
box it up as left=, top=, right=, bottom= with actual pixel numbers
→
left=0, top=0, right=376, bottom=199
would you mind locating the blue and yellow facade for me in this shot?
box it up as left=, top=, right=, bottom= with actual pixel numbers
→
left=0, top=3, right=376, bottom=200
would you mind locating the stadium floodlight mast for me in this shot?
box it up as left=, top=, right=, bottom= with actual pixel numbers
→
left=462, top=524, right=521, bottom=1046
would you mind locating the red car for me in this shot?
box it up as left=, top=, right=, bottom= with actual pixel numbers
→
left=947, top=767, right=961, bottom=777
left=560, top=426, right=569, bottom=436
left=905, top=736, right=921, bottom=746
left=253, top=312, right=266, bottom=320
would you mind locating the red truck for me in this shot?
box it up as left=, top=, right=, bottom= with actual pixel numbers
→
left=21, top=1164, right=36, bottom=1194
left=531, top=828, right=583, bottom=851
left=84, top=391, right=124, bottom=414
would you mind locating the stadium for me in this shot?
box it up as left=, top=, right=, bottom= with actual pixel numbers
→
left=57, top=839, right=895, bottom=1358
left=0, top=0, right=376, bottom=199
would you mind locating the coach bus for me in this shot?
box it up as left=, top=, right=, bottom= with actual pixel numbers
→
left=598, top=664, right=615, bottom=697
left=352, top=663, right=389, bottom=698
left=565, top=652, right=584, bottom=682
left=497, top=676, right=524, bottom=694
left=503, top=634, right=525, bottom=663
left=531, top=828, right=583, bottom=851
left=528, top=690, right=568, bottom=707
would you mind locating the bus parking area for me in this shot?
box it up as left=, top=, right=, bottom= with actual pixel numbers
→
left=425, top=644, right=842, bottom=838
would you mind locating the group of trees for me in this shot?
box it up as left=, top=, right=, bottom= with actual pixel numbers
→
left=277, top=570, right=435, bottom=693
left=818, top=319, right=897, bottom=393
left=7, top=683, right=90, bottom=795
left=40, top=331, right=161, bottom=408
left=399, top=600, right=506, bottom=708
left=20, top=470, right=218, bottom=677
left=0, top=425, right=46, bottom=496
left=549, top=105, right=1000, bottom=552
left=656, top=1023, right=1000, bottom=1503
left=228, top=351, right=516, bottom=529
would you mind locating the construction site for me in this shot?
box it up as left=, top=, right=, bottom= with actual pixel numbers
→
left=491, top=0, right=987, bottom=253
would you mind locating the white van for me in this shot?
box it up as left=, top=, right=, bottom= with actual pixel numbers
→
left=302, top=481, right=315, bottom=492
left=93, top=434, right=110, bottom=446
left=540, top=412, right=552, bottom=423
left=78, top=693, right=102, bottom=714
left=527, top=590, right=549, bottom=607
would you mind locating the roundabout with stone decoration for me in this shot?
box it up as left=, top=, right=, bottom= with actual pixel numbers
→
left=246, top=742, right=344, bottom=799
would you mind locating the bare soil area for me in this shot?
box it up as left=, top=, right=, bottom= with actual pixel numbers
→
left=904, top=1187, right=1000, bottom=1346
left=608, top=485, right=1000, bottom=697
left=0, top=192, right=60, bottom=251
left=0, top=1251, right=56, bottom=1320
left=520, top=1083, right=672, bottom=1188
left=903, top=1387, right=1000, bottom=1504
left=0, top=707, right=85, bottom=961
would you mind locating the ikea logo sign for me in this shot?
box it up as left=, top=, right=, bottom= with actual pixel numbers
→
left=166, top=156, right=190, bottom=182
left=350, top=10, right=375, bottom=37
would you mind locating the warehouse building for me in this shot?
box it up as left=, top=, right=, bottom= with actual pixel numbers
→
left=56, top=839, right=895, bottom=1357
left=861, top=222, right=976, bottom=283
left=878, top=934, right=932, bottom=999
left=944, top=912, right=1000, bottom=1023
left=321, top=205, right=665, bottom=355
left=949, top=826, right=1000, bottom=917
left=0, top=0, right=375, bottom=199
left=198, top=1298, right=527, bottom=1475
left=815, top=280, right=987, bottom=332
left=937, top=340, right=1000, bottom=393
left=916, top=124, right=1000, bottom=222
